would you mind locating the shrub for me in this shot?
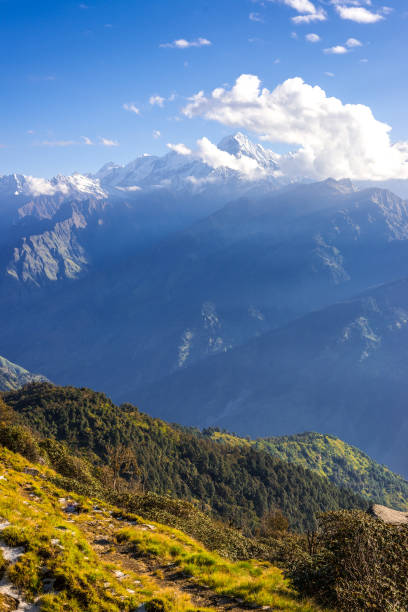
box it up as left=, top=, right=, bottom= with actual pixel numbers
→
left=0, top=423, right=41, bottom=462
left=287, top=509, right=408, bottom=611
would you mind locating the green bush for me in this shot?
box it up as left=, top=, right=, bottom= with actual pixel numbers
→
left=0, top=423, right=41, bottom=462
left=287, top=509, right=408, bottom=611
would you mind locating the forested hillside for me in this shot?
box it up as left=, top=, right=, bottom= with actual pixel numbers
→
left=2, top=383, right=367, bottom=532
left=208, top=430, right=408, bottom=511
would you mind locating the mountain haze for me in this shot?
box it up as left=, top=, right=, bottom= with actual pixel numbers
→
left=2, top=134, right=408, bottom=475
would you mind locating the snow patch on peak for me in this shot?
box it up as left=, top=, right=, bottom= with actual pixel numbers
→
left=7, top=173, right=107, bottom=199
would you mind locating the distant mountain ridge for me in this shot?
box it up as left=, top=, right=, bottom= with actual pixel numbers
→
left=0, top=354, right=48, bottom=390
left=138, top=275, right=408, bottom=477
left=0, top=133, right=291, bottom=287
left=2, top=139, right=408, bottom=477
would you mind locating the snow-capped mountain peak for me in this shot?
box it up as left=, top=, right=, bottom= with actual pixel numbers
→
left=217, top=132, right=280, bottom=170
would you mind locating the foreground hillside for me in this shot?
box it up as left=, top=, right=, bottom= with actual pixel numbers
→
left=0, top=446, right=321, bottom=612
left=2, top=383, right=367, bottom=532
left=1, top=387, right=408, bottom=611
left=208, top=431, right=408, bottom=512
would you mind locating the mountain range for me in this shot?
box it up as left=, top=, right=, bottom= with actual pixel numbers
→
left=1, top=133, right=408, bottom=476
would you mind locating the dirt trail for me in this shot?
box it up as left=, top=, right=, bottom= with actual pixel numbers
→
left=78, top=513, right=271, bottom=612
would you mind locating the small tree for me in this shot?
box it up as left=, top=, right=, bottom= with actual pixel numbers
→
left=106, top=443, right=140, bottom=492
left=260, top=507, right=289, bottom=537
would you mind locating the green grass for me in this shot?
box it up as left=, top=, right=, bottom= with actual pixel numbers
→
left=117, top=521, right=322, bottom=611
left=0, top=445, right=325, bottom=612
left=0, top=447, right=210, bottom=611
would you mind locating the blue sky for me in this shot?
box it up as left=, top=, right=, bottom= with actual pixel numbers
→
left=0, top=0, right=406, bottom=177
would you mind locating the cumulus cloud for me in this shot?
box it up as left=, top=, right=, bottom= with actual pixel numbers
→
left=153, top=130, right=161, bottom=139
left=182, top=74, right=408, bottom=180
left=167, top=138, right=265, bottom=178
left=160, top=38, right=211, bottom=49
left=282, top=0, right=317, bottom=13
left=167, top=143, right=192, bottom=155
left=100, top=137, right=119, bottom=147
left=273, top=0, right=328, bottom=22
left=123, top=103, right=140, bottom=114
left=196, top=137, right=264, bottom=176
left=335, top=5, right=384, bottom=22
left=82, top=136, right=93, bottom=145
left=306, top=33, right=321, bottom=42
left=24, top=177, right=62, bottom=196
left=324, top=45, right=348, bottom=54
left=292, top=9, right=327, bottom=22
left=149, top=95, right=165, bottom=107
left=324, top=37, right=362, bottom=54
left=346, top=37, right=363, bottom=47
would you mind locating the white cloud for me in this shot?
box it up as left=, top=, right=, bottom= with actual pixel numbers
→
left=182, top=73, right=408, bottom=180
left=305, top=33, right=321, bottom=42
left=282, top=0, right=317, bottom=13
left=149, top=95, right=165, bottom=107
left=153, top=130, right=161, bottom=139
left=24, top=177, right=62, bottom=196
left=167, top=143, right=192, bottom=155
left=325, top=71, right=335, bottom=76
left=323, top=37, right=362, bottom=54
left=123, top=103, right=140, bottom=114
left=249, top=11, right=264, bottom=21
left=335, top=5, right=384, bottom=22
left=100, top=137, right=119, bottom=147
left=196, top=137, right=264, bottom=176
left=292, top=9, right=327, bottom=22
left=115, top=185, right=141, bottom=192
left=168, top=137, right=265, bottom=178
left=291, top=31, right=299, bottom=38
left=324, top=45, right=348, bottom=54
left=346, top=37, right=363, bottom=47
left=82, top=136, right=93, bottom=145
left=160, top=38, right=211, bottom=49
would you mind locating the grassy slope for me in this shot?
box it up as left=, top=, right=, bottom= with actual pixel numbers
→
left=0, top=445, right=323, bottom=612
left=210, top=431, right=408, bottom=511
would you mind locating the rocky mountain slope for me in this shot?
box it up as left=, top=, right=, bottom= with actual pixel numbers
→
left=0, top=355, right=47, bottom=391
left=0, top=133, right=286, bottom=287
left=2, top=178, right=408, bottom=401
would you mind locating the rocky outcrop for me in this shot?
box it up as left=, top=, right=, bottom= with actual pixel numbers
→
left=370, top=504, right=408, bottom=525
